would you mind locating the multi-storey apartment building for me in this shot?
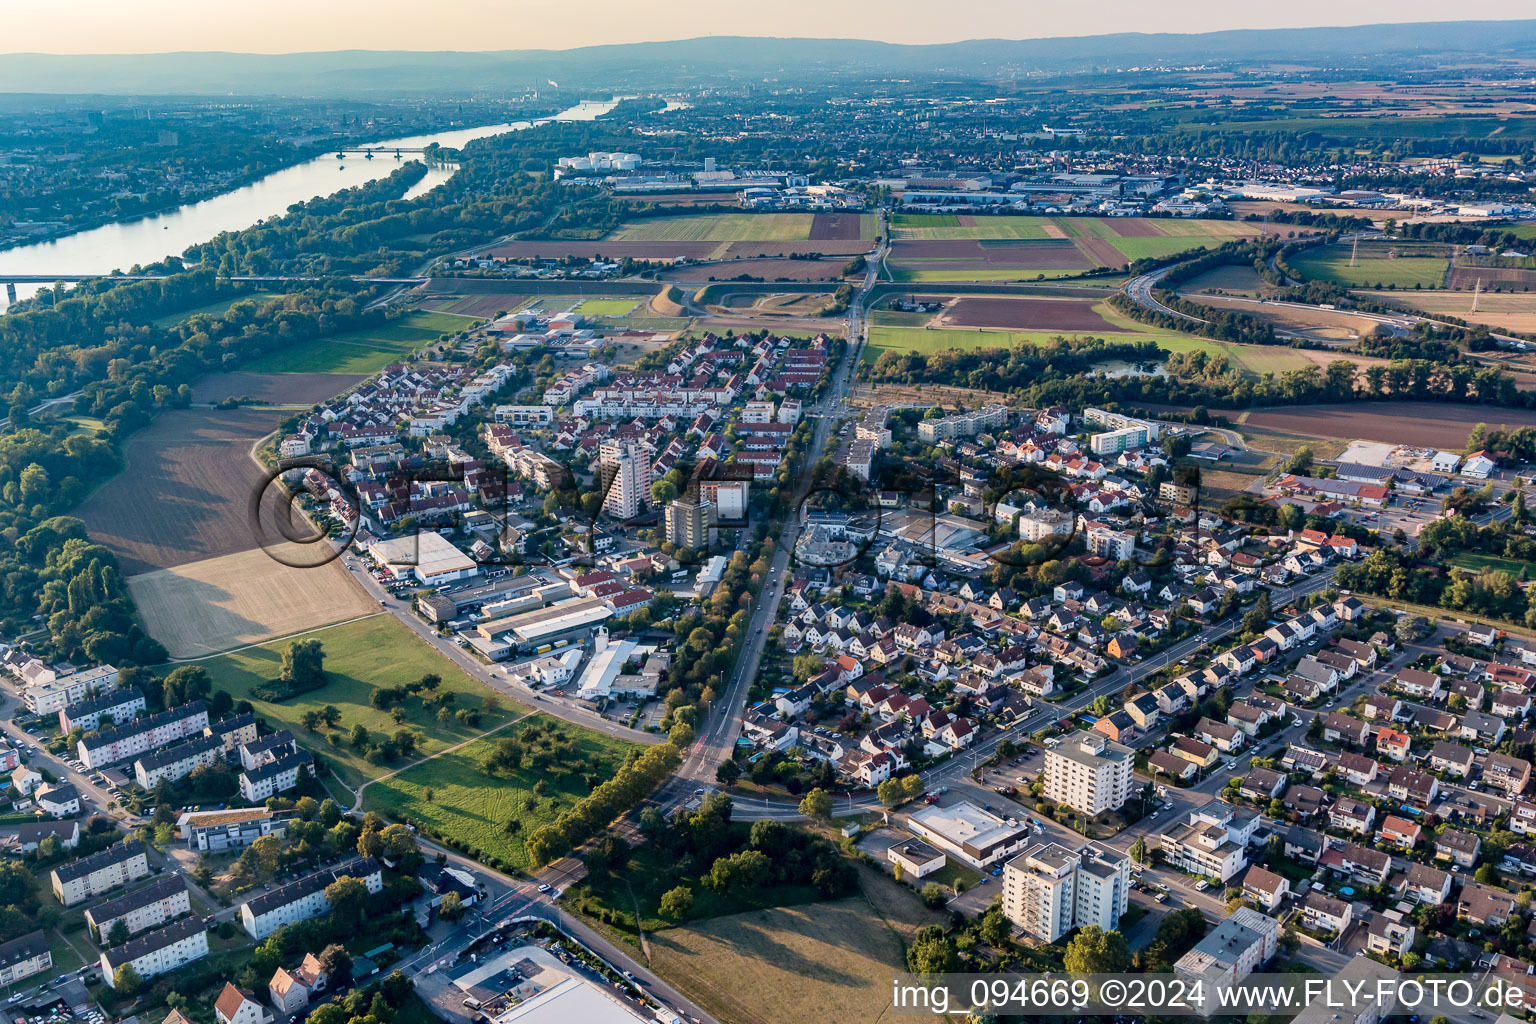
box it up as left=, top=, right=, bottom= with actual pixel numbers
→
left=0, top=931, right=51, bottom=987
left=57, top=687, right=145, bottom=734
left=99, top=918, right=208, bottom=988
left=134, top=734, right=224, bottom=789
left=596, top=440, right=652, bottom=519
left=22, top=665, right=120, bottom=715
left=238, top=858, right=383, bottom=939
left=77, top=702, right=208, bottom=769
left=1002, top=841, right=1130, bottom=941
left=1173, top=906, right=1280, bottom=1007
left=1159, top=805, right=1258, bottom=882
left=1043, top=730, right=1134, bottom=816
left=51, top=840, right=151, bottom=907
left=85, top=876, right=192, bottom=941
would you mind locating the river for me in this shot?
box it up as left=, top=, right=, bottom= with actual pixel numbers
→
left=0, top=97, right=622, bottom=310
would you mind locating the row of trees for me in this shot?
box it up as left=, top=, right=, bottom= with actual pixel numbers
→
left=523, top=740, right=681, bottom=866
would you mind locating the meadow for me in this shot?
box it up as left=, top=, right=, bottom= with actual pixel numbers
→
left=195, top=615, right=529, bottom=787
left=644, top=866, right=945, bottom=1024
left=239, top=310, right=466, bottom=374
left=365, top=725, right=634, bottom=874
left=1290, top=244, right=1450, bottom=289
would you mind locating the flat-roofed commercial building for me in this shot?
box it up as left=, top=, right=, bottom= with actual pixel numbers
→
left=1043, top=730, right=1135, bottom=816
left=368, top=533, right=479, bottom=586
left=1002, top=840, right=1130, bottom=942
left=476, top=597, right=613, bottom=648
left=908, top=801, right=1030, bottom=869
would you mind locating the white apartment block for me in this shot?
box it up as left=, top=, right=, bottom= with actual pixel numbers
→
left=239, top=751, right=313, bottom=803
left=52, top=840, right=151, bottom=907
left=1017, top=508, right=1074, bottom=542
left=1159, top=805, right=1257, bottom=883
left=493, top=405, right=554, bottom=425
left=1002, top=841, right=1130, bottom=942
left=1087, top=525, right=1137, bottom=560
left=58, top=686, right=146, bottom=733
left=239, top=858, right=383, bottom=939
left=23, top=664, right=120, bottom=715
left=134, top=734, right=224, bottom=789
left=100, top=918, right=208, bottom=988
left=1174, top=906, right=1280, bottom=1007
left=77, top=702, right=209, bottom=769
left=1043, top=731, right=1135, bottom=816
left=1089, top=425, right=1150, bottom=455
left=0, top=932, right=51, bottom=987
left=85, top=876, right=192, bottom=941
left=597, top=440, right=652, bottom=519
left=917, top=404, right=1009, bottom=442
left=1084, top=408, right=1161, bottom=441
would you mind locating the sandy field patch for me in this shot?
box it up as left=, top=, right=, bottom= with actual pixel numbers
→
left=130, top=545, right=378, bottom=659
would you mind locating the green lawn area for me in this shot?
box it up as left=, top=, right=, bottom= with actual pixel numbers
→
left=889, top=213, right=959, bottom=228
left=365, top=724, right=634, bottom=874
left=239, top=310, right=468, bottom=374
left=150, top=291, right=280, bottom=328
left=194, top=616, right=531, bottom=787
left=572, top=298, right=639, bottom=316
left=612, top=213, right=814, bottom=242
left=1290, top=245, right=1450, bottom=289
left=1447, top=552, right=1533, bottom=576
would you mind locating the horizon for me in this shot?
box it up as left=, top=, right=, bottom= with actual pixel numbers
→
left=5, top=3, right=1536, bottom=55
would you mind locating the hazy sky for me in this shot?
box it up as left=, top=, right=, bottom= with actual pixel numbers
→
left=6, top=0, right=1536, bottom=52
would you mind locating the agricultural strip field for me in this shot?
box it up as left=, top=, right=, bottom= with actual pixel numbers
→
left=76, top=406, right=288, bottom=574
left=418, top=292, right=535, bottom=319
left=486, top=240, right=720, bottom=260
left=1362, top=289, right=1536, bottom=333
left=190, top=370, right=365, bottom=405
left=644, top=866, right=945, bottom=1024
left=129, top=545, right=377, bottom=658
left=1237, top=401, right=1536, bottom=448
left=364, top=725, right=634, bottom=874
left=611, top=213, right=815, bottom=242
left=1447, top=265, right=1536, bottom=290
left=807, top=213, right=870, bottom=240
left=239, top=310, right=466, bottom=375
left=195, top=615, right=533, bottom=787
left=937, top=296, right=1118, bottom=331
left=1289, top=243, right=1450, bottom=289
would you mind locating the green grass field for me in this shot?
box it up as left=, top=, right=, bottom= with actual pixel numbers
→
left=240, top=310, right=467, bottom=374
left=365, top=726, right=634, bottom=873
left=1447, top=552, right=1533, bottom=576
left=195, top=615, right=530, bottom=787
left=612, top=213, right=814, bottom=242
left=1290, top=245, right=1450, bottom=289
left=150, top=292, right=281, bottom=328
left=572, top=298, right=640, bottom=316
